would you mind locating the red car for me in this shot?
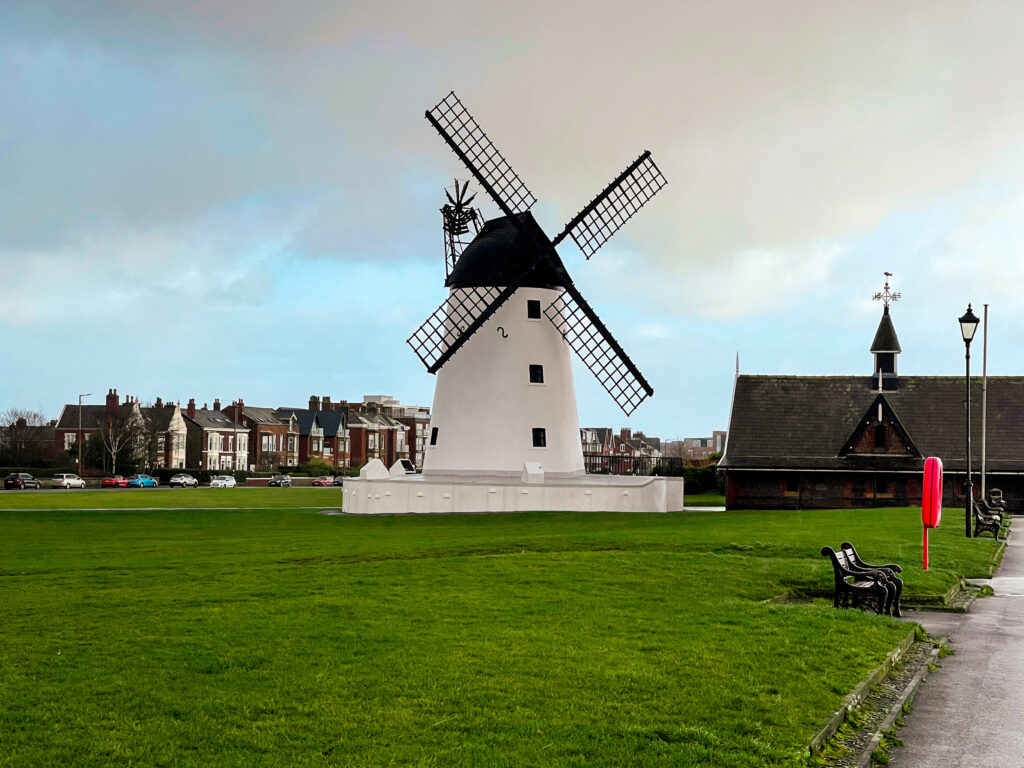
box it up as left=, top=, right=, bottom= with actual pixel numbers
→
left=310, top=476, right=334, bottom=486
left=101, top=475, right=129, bottom=488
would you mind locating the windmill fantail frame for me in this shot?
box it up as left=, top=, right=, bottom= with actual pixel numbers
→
left=407, top=91, right=667, bottom=416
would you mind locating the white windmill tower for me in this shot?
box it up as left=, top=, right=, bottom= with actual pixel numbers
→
left=408, top=92, right=666, bottom=478
left=344, top=92, right=681, bottom=514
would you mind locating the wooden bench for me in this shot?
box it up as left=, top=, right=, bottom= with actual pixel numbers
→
left=973, top=499, right=1006, bottom=541
left=821, top=544, right=900, bottom=617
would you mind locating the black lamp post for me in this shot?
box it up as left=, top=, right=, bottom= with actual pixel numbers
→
left=959, top=304, right=980, bottom=537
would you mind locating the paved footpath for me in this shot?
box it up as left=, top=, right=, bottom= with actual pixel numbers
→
left=890, top=534, right=1024, bottom=767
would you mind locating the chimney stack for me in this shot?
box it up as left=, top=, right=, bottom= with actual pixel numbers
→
left=322, top=396, right=332, bottom=410
left=106, top=388, right=120, bottom=413
left=620, top=428, right=632, bottom=442
left=237, top=398, right=245, bottom=420
left=213, top=398, right=221, bottom=411
left=155, top=397, right=163, bottom=408
left=309, top=395, right=320, bottom=410
left=187, top=398, right=196, bottom=419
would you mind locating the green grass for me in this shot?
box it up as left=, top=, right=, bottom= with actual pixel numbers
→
left=683, top=492, right=725, bottom=506
left=0, top=504, right=1001, bottom=767
left=0, top=487, right=341, bottom=509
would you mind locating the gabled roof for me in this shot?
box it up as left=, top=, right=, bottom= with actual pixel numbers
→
left=446, top=212, right=569, bottom=290
left=720, top=375, right=1024, bottom=472
left=837, top=393, right=920, bottom=458
left=870, top=307, right=902, bottom=353
left=274, top=409, right=346, bottom=437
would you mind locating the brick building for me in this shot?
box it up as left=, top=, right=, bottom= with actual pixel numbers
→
left=719, top=304, right=1024, bottom=512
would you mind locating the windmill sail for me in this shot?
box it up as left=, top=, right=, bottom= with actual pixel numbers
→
left=545, top=284, right=654, bottom=415
left=426, top=92, right=537, bottom=217
left=406, top=286, right=502, bottom=371
left=553, top=151, right=667, bottom=259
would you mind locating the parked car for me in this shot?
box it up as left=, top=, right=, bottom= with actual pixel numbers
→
left=210, top=475, right=236, bottom=488
left=169, top=473, right=199, bottom=488
left=310, top=476, right=333, bottom=486
left=126, top=474, right=158, bottom=488
left=4, top=472, right=41, bottom=490
left=101, top=475, right=129, bottom=488
left=268, top=475, right=291, bottom=487
left=52, top=473, right=86, bottom=489
left=332, top=476, right=345, bottom=487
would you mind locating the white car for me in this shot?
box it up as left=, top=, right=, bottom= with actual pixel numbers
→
left=52, top=473, right=86, bottom=489
left=209, top=475, right=237, bottom=488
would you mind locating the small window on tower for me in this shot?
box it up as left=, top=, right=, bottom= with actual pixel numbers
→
left=430, top=427, right=438, bottom=446
left=529, top=364, right=544, bottom=384
left=527, top=299, right=541, bottom=319
left=874, top=424, right=886, bottom=450
left=532, top=428, right=547, bottom=448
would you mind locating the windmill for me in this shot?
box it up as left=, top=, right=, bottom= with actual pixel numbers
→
left=408, top=92, right=667, bottom=478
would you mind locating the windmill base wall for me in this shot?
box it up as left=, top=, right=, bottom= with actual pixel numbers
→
left=342, top=473, right=685, bottom=514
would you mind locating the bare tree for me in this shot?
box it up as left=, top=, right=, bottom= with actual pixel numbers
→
left=136, top=404, right=165, bottom=470
left=0, top=408, right=50, bottom=465
left=97, top=410, right=141, bottom=475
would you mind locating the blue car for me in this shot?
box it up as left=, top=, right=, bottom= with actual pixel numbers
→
left=126, top=474, right=158, bottom=488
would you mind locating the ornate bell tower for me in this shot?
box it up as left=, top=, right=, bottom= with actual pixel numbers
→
left=870, top=273, right=902, bottom=390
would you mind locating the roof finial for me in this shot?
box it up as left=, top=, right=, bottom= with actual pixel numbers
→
left=735, top=351, right=739, bottom=377
left=872, top=272, right=901, bottom=309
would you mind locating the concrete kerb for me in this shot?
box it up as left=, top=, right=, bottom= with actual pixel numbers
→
left=807, top=629, right=917, bottom=757
left=853, top=642, right=943, bottom=768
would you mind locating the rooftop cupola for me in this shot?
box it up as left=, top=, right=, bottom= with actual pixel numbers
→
left=870, top=273, right=902, bottom=390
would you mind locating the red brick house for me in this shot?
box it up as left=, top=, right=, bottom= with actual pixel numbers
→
left=222, top=400, right=298, bottom=470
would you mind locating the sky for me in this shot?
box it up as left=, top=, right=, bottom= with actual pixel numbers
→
left=3, top=0, right=1024, bottom=439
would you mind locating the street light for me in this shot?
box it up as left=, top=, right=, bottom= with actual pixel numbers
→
left=77, top=393, right=92, bottom=476
left=959, top=304, right=980, bottom=537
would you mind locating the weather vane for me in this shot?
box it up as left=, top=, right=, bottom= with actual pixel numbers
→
left=872, top=272, right=901, bottom=309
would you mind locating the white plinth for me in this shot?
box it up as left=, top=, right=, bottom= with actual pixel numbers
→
left=342, top=472, right=685, bottom=514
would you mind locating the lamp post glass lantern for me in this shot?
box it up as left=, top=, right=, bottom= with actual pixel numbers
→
left=960, top=305, right=979, bottom=538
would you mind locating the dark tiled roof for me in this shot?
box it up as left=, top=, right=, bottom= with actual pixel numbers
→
left=446, top=212, right=569, bottom=289
left=185, top=409, right=239, bottom=431
left=870, top=307, right=902, bottom=353
left=55, top=404, right=134, bottom=430
left=720, top=375, right=1024, bottom=472
left=243, top=406, right=290, bottom=426
left=274, top=409, right=346, bottom=437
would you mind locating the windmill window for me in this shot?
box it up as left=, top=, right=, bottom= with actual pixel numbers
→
left=529, top=364, right=544, bottom=384
left=430, top=427, right=438, bottom=446
left=532, top=428, right=547, bottom=448
left=527, top=299, right=541, bottom=320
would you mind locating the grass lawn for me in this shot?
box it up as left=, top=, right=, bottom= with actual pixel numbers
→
left=0, top=503, right=1002, bottom=767
left=0, top=487, right=341, bottom=509
left=683, top=491, right=725, bottom=507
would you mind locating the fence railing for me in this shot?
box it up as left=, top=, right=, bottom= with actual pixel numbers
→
left=583, top=453, right=684, bottom=476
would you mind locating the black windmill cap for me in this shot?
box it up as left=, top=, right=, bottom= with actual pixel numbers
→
left=445, top=211, right=569, bottom=290
left=870, top=305, right=902, bottom=353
